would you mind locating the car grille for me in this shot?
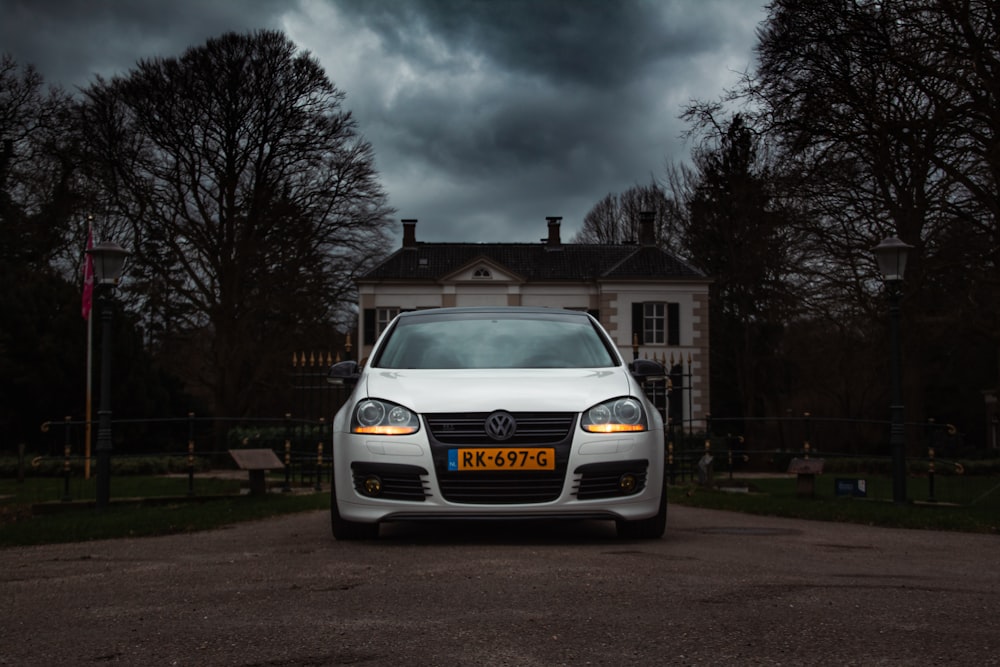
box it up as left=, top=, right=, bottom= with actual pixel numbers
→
left=425, top=412, right=575, bottom=445
left=350, top=462, right=429, bottom=501
left=573, top=460, right=649, bottom=500
left=426, top=411, right=575, bottom=504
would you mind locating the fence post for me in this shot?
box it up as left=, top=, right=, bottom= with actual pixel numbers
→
left=667, top=439, right=675, bottom=485
left=283, top=413, right=292, bottom=493
left=699, top=416, right=714, bottom=486
left=686, top=353, right=693, bottom=445
left=187, top=412, right=196, bottom=497
left=927, top=447, right=936, bottom=503
left=62, top=416, right=72, bottom=502
left=727, top=434, right=734, bottom=480
left=803, top=411, right=811, bottom=458
left=315, top=417, right=325, bottom=492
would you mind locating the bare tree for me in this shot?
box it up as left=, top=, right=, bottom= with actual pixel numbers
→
left=0, top=54, right=78, bottom=268
left=0, top=55, right=91, bottom=444
left=573, top=180, right=671, bottom=244
left=745, top=0, right=999, bottom=432
left=892, top=0, right=1000, bottom=386
left=575, top=193, right=621, bottom=244
left=672, top=114, right=804, bottom=419
left=78, top=31, right=395, bottom=418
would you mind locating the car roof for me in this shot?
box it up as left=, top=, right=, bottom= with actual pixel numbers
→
left=395, top=306, right=592, bottom=319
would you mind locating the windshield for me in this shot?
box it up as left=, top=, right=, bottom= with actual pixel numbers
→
left=373, top=312, right=619, bottom=369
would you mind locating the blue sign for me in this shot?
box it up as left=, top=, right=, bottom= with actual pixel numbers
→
left=834, top=478, right=867, bottom=497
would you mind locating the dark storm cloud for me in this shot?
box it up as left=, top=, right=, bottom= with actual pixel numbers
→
left=0, top=0, right=288, bottom=89
left=317, top=0, right=763, bottom=242
left=0, top=0, right=765, bottom=243
left=336, top=0, right=687, bottom=87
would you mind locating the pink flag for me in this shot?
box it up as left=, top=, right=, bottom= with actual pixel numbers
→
left=81, top=225, right=94, bottom=319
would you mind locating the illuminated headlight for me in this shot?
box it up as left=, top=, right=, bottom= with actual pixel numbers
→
left=581, top=397, right=648, bottom=433
left=351, top=399, right=420, bottom=435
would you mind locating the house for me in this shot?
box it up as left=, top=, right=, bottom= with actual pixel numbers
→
left=354, top=214, right=711, bottom=427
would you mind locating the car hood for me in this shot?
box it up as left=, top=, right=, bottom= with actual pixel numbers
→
left=361, top=368, right=633, bottom=414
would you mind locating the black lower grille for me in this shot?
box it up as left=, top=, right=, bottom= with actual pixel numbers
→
left=351, top=462, right=429, bottom=502
left=437, top=472, right=565, bottom=504
left=574, top=460, right=649, bottom=500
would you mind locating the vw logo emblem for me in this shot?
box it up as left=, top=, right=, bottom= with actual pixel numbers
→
left=485, top=411, right=517, bottom=441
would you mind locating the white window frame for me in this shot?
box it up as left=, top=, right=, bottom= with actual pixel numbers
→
left=376, top=307, right=400, bottom=336
left=643, top=302, right=666, bottom=345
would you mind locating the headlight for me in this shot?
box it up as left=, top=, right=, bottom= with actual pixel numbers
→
left=351, top=399, right=420, bottom=435
left=581, top=397, right=648, bottom=433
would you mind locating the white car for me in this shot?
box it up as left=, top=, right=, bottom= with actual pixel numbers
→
left=327, top=307, right=667, bottom=540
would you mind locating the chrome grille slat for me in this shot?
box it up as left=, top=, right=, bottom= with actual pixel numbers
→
left=426, top=412, right=575, bottom=445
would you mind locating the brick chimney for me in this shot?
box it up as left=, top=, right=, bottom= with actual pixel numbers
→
left=545, top=216, right=562, bottom=250
left=639, top=211, right=655, bottom=246
left=402, top=219, right=417, bottom=249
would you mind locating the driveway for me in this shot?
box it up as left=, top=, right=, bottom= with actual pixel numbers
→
left=0, top=506, right=997, bottom=666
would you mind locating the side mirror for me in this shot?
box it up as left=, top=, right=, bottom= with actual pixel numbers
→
left=327, top=360, right=360, bottom=387
left=629, top=358, right=666, bottom=384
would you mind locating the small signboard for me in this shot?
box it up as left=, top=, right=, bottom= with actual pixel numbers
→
left=229, top=449, right=284, bottom=471
left=787, top=458, right=824, bottom=475
left=229, top=449, right=284, bottom=496
left=834, top=478, right=867, bottom=498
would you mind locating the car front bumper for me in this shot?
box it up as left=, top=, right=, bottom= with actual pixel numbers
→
left=332, top=426, right=665, bottom=525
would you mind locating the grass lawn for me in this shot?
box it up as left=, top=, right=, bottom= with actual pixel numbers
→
left=2, top=471, right=998, bottom=548
left=0, top=475, right=329, bottom=548
left=668, top=473, right=1000, bottom=534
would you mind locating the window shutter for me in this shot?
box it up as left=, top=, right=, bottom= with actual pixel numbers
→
left=587, top=308, right=600, bottom=323
left=363, top=308, right=376, bottom=345
left=631, top=303, right=644, bottom=345
left=667, top=302, right=680, bottom=346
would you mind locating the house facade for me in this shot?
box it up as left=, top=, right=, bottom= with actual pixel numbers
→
left=354, top=215, right=711, bottom=428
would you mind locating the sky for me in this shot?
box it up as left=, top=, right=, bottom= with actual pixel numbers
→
left=0, top=0, right=768, bottom=245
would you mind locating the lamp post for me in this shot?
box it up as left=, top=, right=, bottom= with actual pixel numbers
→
left=87, top=241, right=129, bottom=510
left=872, top=235, right=913, bottom=505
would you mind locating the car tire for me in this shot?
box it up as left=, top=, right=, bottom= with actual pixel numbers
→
left=616, top=486, right=667, bottom=539
left=330, top=475, right=379, bottom=540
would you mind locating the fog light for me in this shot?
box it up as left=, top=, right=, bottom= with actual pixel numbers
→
left=618, top=473, right=638, bottom=494
left=363, top=476, right=383, bottom=497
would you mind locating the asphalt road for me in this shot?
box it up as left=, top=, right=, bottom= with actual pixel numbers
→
left=1, top=506, right=997, bottom=666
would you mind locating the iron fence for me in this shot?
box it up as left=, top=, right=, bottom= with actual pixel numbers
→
left=17, top=346, right=996, bottom=505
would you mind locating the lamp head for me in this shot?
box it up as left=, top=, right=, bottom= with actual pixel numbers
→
left=872, top=236, right=913, bottom=283
left=87, top=241, right=130, bottom=286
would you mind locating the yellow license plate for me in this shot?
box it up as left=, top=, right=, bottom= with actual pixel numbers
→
left=447, top=448, right=555, bottom=471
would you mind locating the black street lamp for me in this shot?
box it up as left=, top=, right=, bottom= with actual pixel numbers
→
left=87, top=241, right=129, bottom=510
left=872, top=235, right=913, bottom=505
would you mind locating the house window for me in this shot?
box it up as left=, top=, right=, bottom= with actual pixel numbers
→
left=473, top=267, right=492, bottom=279
left=632, top=302, right=680, bottom=346
left=377, top=307, right=399, bottom=335
left=363, top=307, right=402, bottom=345
left=643, top=303, right=666, bottom=345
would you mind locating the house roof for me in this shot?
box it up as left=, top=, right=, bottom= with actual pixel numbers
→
left=359, top=242, right=707, bottom=283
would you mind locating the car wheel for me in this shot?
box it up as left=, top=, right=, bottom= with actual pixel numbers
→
left=616, top=486, right=667, bottom=540
left=330, top=474, right=379, bottom=540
